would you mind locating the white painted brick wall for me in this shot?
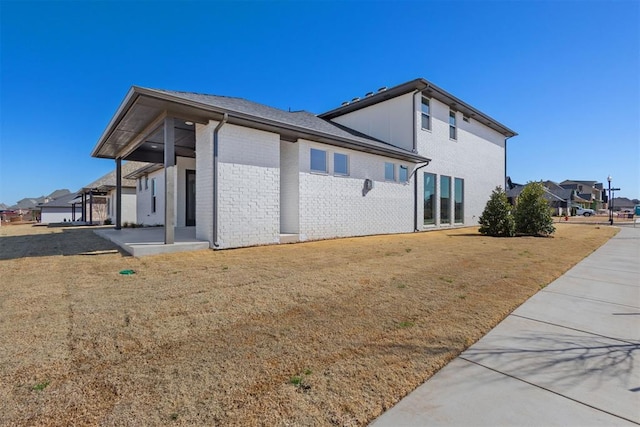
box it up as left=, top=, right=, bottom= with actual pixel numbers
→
left=215, top=124, right=280, bottom=249
left=195, top=122, right=214, bottom=243
left=298, top=139, right=414, bottom=240
left=280, top=141, right=299, bottom=233
left=415, top=96, right=506, bottom=227
left=107, top=187, right=137, bottom=224
left=136, top=168, right=165, bottom=226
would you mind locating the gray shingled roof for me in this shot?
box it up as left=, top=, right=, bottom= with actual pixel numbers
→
left=148, top=88, right=423, bottom=158
left=81, top=161, right=148, bottom=192
left=38, top=192, right=80, bottom=208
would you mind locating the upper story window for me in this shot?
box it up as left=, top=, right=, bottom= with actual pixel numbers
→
left=334, top=153, right=349, bottom=176
left=399, top=165, right=409, bottom=182
left=421, top=97, right=431, bottom=130
left=385, top=162, right=395, bottom=181
left=310, top=148, right=327, bottom=173
left=449, top=111, right=457, bottom=140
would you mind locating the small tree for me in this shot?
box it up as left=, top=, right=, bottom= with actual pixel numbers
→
left=479, top=186, right=515, bottom=237
left=514, top=181, right=555, bottom=236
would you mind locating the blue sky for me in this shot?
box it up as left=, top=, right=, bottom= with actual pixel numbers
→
left=1, top=0, right=638, bottom=205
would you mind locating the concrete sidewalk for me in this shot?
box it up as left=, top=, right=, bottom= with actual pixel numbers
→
left=371, top=226, right=640, bottom=426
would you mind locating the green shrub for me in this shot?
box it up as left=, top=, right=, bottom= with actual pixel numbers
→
left=479, top=186, right=515, bottom=237
left=514, top=182, right=555, bottom=236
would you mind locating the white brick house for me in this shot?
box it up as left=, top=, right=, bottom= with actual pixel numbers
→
left=91, top=78, right=516, bottom=250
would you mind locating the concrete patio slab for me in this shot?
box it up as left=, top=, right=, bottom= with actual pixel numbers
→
left=94, top=227, right=209, bottom=256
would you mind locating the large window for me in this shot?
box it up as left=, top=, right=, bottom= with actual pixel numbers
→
left=441, top=175, right=451, bottom=223
left=455, top=178, right=464, bottom=223
left=421, top=97, right=431, bottom=130
left=310, top=148, right=327, bottom=173
left=334, top=153, right=349, bottom=176
left=399, top=165, right=408, bottom=182
left=385, top=162, right=395, bottom=181
left=151, top=178, right=157, bottom=213
left=449, top=111, right=457, bottom=140
left=424, top=173, right=436, bottom=225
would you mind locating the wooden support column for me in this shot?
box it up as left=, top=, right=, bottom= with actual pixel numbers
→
left=164, top=117, right=176, bottom=244
left=115, top=158, right=122, bottom=230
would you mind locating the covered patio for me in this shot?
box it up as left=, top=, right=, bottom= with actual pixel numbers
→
left=91, top=86, right=210, bottom=253
left=94, top=226, right=208, bottom=257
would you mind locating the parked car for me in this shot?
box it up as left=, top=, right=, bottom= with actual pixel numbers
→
left=575, top=207, right=595, bottom=216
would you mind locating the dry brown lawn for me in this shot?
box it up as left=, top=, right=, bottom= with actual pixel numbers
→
left=0, top=223, right=617, bottom=426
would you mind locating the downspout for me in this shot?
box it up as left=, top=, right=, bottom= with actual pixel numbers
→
left=504, top=135, right=514, bottom=189
left=411, top=161, right=431, bottom=232
left=212, top=113, right=229, bottom=248
left=411, top=82, right=431, bottom=231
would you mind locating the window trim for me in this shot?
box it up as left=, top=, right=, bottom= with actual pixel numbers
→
left=384, top=162, right=395, bottom=181
left=310, top=148, right=328, bottom=174
left=333, top=152, right=349, bottom=176
left=454, top=177, right=464, bottom=224
left=440, top=175, right=452, bottom=224
left=421, top=96, right=431, bottom=131
left=151, top=178, right=157, bottom=213
left=399, top=165, right=409, bottom=183
left=423, top=172, right=436, bottom=225
left=449, top=111, right=457, bottom=140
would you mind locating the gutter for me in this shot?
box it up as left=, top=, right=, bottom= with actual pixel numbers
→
left=212, top=113, right=229, bottom=248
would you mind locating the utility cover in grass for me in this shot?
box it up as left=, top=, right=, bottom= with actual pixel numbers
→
left=119, top=269, right=135, bottom=275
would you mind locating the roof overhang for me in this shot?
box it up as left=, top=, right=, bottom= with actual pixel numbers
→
left=319, top=78, right=518, bottom=138
left=92, top=87, right=429, bottom=164
left=124, top=163, right=164, bottom=180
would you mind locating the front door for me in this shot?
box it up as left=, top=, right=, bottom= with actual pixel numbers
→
left=186, top=169, right=196, bottom=226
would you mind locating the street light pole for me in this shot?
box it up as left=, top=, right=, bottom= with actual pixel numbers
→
left=607, top=175, right=612, bottom=225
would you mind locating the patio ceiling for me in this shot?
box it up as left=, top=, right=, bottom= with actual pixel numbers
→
left=91, top=88, right=213, bottom=162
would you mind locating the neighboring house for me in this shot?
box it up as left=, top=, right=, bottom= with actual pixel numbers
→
left=91, top=77, right=517, bottom=249
left=507, top=180, right=593, bottom=215
left=611, top=197, right=638, bottom=211
left=75, top=162, right=145, bottom=224
left=8, top=189, right=72, bottom=222
left=39, top=192, right=83, bottom=223
left=559, top=180, right=605, bottom=210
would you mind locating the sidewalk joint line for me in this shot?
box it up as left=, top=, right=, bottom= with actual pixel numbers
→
left=459, top=356, right=640, bottom=425
left=510, top=314, right=639, bottom=345
left=538, top=289, right=640, bottom=309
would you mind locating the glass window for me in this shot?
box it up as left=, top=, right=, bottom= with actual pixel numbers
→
left=424, top=173, right=435, bottom=225
left=455, top=178, right=464, bottom=223
left=441, top=175, right=451, bottom=223
left=310, top=148, right=327, bottom=173
left=399, top=165, right=408, bottom=182
left=151, top=178, right=157, bottom=213
left=145, top=175, right=149, bottom=190
left=385, top=162, right=395, bottom=181
left=334, top=153, right=349, bottom=176
left=449, top=111, right=457, bottom=140
left=421, top=97, right=431, bottom=130
left=138, top=178, right=142, bottom=191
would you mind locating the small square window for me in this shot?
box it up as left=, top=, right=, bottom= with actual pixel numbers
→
left=385, top=162, right=395, bottom=181
left=399, top=165, right=408, bottom=182
left=334, top=153, right=349, bottom=176
left=310, top=148, right=327, bottom=173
